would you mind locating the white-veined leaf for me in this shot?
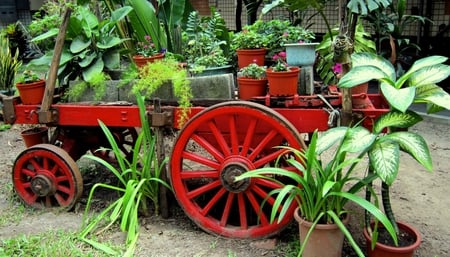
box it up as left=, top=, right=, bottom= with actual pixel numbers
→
left=380, top=83, right=415, bottom=112
left=408, top=64, right=450, bottom=87
left=369, top=140, right=399, bottom=185
left=373, top=111, right=422, bottom=134
left=385, top=132, right=432, bottom=171
left=316, top=127, right=347, bottom=155
left=415, top=84, right=450, bottom=110
left=341, top=126, right=375, bottom=153
left=351, top=52, right=396, bottom=80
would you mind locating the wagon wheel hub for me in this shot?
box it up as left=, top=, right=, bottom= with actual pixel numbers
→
left=31, top=174, right=56, bottom=196
left=220, top=161, right=251, bottom=193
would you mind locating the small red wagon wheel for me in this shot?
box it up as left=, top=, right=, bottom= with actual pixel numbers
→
left=170, top=101, right=306, bottom=238
left=12, top=144, right=83, bottom=210
left=92, top=127, right=138, bottom=162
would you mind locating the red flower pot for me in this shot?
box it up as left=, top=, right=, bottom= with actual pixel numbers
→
left=236, top=48, right=266, bottom=69
left=237, top=77, right=268, bottom=100
left=16, top=79, right=46, bottom=105
left=266, top=66, right=300, bottom=96
left=133, top=53, right=165, bottom=68
left=363, top=221, right=422, bottom=257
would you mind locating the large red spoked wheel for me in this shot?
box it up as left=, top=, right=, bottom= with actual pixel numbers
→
left=170, top=101, right=306, bottom=238
left=91, top=127, right=138, bottom=162
left=13, top=144, right=83, bottom=210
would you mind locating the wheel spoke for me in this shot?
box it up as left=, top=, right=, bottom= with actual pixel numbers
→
left=208, top=120, right=231, bottom=156
left=220, top=192, right=235, bottom=226
left=253, top=148, right=287, bottom=168
left=56, top=185, right=71, bottom=195
left=180, top=170, right=219, bottom=179
left=254, top=177, right=283, bottom=190
left=182, top=151, right=220, bottom=170
left=248, top=130, right=277, bottom=161
left=245, top=190, right=269, bottom=225
left=252, top=184, right=278, bottom=207
left=186, top=180, right=221, bottom=200
left=21, top=168, right=36, bottom=177
left=229, top=115, right=239, bottom=155
left=240, top=118, right=257, bottom=156
left=200, top=188, right=227, bottom=216
left=54, top=193, right=67, bottom=206
left=192, top=134, right=224, bottom=162
left=237, top=193, right=248, bottom=229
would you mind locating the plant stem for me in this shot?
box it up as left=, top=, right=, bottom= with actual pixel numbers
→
left=382, top=181, right=399, bottom=234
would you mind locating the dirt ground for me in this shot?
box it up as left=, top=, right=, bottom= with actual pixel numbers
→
left=0, top=117, right=448, bottom=257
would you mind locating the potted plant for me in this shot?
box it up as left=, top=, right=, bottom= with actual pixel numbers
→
left=183, top=10, right=232, bottom=76
left=132, top=35, right=165, bottom=68
left=235, top=127, right=397, bottom=257
left=266, top=51, right=300, bottom=96
left=338, top=52, right=450, bottom=257
left=231, top=27, right=268, bottom=69
left=0, top=33, right=22, bottom=96
left=237, top=62, right=268, bottom=100
left=280, top=25, right=317, bottom=67
left=15, top=69, right=46, bottom=105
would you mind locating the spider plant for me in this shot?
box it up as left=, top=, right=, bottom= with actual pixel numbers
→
left=79, top=92, right=172, bottom=256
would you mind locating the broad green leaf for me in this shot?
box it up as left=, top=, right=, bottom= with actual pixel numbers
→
left=338, top=66, right=386, bottom=88
left=347, top=0, right=390, bottom=15
left=408, top=64, right=450, bottom=87
left=110, top=6, right=133, bottom=23
left=316, top=127, right=347, bottom=154
left=373, top=111, right=423, bottom=134
left=341, top=126, right=376, bottom=153
left=103, top=50, right=121, bottom=70
left=79, top=51, right=97, bottom=68
left=369, top=140, right=399, bottom=185
left=351, top=52, right=396, bottom=80
left=97, top=36, right=123, bottom=49
left=414, top=84, right=450, bottom=110
left=380, top=83, right=415, bottom=112
left=70, top=36, right=92, bottom=53
left=385, top=132, right=432, bottom=171
left=408, top=55, right=448, bottom=74
left=426, top=103, right=445, bottom=114
left=82, top=58, right=104, bottom=82
left=31, top=28, right=59, bottom=42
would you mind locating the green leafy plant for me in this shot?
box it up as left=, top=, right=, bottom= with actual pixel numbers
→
left=131, top=58, right=192, bottom=126
left=30, top=4, right=132, bottom=85
left=16, top=70, right=41, bottom=84
left=0, top=33, right=22, bottom=93
left=183, top=10, right=231, bottom=69
left=231, top=29, right=268, bottom=50
left=239, top=63, right=267, bottom=79
left=79, top=92, right=172, bottom=256
left=235, top=127, right=397, bottom=257
left=65, top=72, right=109, bottom=102
left=280, top=25, right=315, bottom=44
left=339, top=52, right=450, bottom=243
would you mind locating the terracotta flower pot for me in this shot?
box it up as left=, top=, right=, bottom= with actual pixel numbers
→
left=294, top=208, right=349, bottom=257
left=266, top=66, right=300, bottom=96
left=16, top=79, right=46, bottom=105
left=236, top=48, right=266, bottom=69
left=363, top=221, right=422, bottom=257
left=21, top=127, right=49, bottom=147
left=133, top=53, right=165, bottom=68
left=351, top=82, right=369, bottom=108
left=237, top=77, right=268, bottom=100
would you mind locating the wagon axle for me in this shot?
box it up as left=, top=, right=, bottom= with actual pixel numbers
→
left=220, top=162, right=251, bottom=193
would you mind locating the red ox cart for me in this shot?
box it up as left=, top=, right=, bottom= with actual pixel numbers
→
left=2, top=76, right=389, bottom=239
